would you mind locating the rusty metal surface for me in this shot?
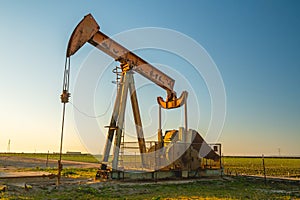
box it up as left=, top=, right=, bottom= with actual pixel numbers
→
left=107, top=130, right=221, bottom=172
left=90, top=31, right=175, bottom=93
left=66, top=15, right=222, bottom=180
left=157, top=91, right=188, bottom=109
left=66, top=14, right=99, bottom=57
left=66, top=14, right=176, bottom=95
left=189, top=130, right=220, bottom=161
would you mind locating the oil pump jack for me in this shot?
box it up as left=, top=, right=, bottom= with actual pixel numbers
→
left=61, top=14, right=221, bottom=180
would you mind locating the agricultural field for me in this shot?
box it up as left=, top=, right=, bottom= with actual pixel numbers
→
left=0, top=153, right=100, bottom=164
left=223, top=157, right=300, bottom=178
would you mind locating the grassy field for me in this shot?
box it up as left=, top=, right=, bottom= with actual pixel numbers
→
left=0, top=152, right=100, bottom=163
left=1, top=176, right=300, bottom=199
left=223, top=157, right=300, bottom=178
left=1, top=153, right=299, bottom=178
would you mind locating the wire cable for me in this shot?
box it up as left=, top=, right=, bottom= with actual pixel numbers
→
left=69, top=101, right=112, bottom=118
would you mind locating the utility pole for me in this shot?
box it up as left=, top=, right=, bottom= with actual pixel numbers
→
left=7, top=139, right=10, bottom=153
left=262, top=154, right=266, bottom=184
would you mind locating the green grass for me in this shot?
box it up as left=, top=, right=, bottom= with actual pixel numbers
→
left=49, top=167, right=98, bottom=178
left=1, top=176, right=299, bottom=199
left=223, top=157, right=300, bottom=178
left=0, top=152, right=101, bottom=163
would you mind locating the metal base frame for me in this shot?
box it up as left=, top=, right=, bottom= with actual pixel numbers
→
left=96, top=169, right=222, bottom=181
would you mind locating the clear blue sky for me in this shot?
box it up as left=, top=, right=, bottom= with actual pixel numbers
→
left=0, top=1, right=299, bottom=156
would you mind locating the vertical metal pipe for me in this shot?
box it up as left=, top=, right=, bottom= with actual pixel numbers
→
left=46, top=150, right=49, bottom=167
left=219, top=144, right=222, bottom=170
left=184, top=101, right=188, bottom=132
left=57, top=102, right=66, bottom=186
left=158, top=105, right=163, bottom=149
left=158, top=105, right=161, bottom=130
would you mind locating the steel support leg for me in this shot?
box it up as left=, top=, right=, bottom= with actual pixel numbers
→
left=128, top=72, right=147, bottom=166
left=112, top=73, right=130, bottom=170
left=101, top=75, right=124, bottom=164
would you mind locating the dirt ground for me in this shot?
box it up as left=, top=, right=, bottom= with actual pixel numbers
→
left=0, top=155, right=97, bottom=197
left=0, top=155, right=97, bottom=186
left=0, top=155, right=99, bottom=171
